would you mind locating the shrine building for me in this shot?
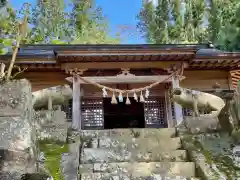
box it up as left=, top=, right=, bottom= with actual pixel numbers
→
left=1, top=44, right=240, bottom=129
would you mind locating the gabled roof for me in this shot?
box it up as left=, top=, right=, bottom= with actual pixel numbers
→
left=0, top=43, right=240, bottom=70
left=1, top=43, right=212, bottom=58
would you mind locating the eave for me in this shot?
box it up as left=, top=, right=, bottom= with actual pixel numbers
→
left=0, top=43, right=239, bottom=70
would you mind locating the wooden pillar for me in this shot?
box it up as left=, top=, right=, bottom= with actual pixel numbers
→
left=48, top=95, right=52, bottom=110
left=228, top=71, right=234, bottom=90
left=172, top=76, right=183, bottom=126
left=46, top=95, right=53, bottom=120
left=165, top=90, right=174, bottom=128
left=72, top=75, right=81, bottom=130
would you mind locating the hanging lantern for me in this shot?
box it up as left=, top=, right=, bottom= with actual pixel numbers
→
left=111, top=92, right=118, bottom=104
left=145, top=89, right=150, bottom=98
left=133, top=92, right=138, bottom=102
left=140, top=91, right=145, bottom=103
left=118, top=92, right=123, bottom=102
left=126, top=93, right=131, bottom=105
left=102, top=87, right=108, bottom=97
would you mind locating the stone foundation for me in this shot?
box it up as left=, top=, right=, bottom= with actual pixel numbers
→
left=0, top=79, right=36, bottom=179
left=183, top=116, right=220, bottom=134
left=34, top=109, right=69, bottom=142
left=179, top=122, right=240, bottom=179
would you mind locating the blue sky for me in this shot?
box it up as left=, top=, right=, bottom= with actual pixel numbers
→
left=10, top=0, right=145, bottom=44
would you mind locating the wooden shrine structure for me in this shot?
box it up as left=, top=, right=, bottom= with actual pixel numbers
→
left=1, top=44, right=240, bottom=129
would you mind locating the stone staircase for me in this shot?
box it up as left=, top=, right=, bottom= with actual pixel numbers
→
left=76, top=128, right=200, bottom=180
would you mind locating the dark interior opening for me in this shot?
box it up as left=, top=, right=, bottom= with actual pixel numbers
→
left=103, top=97, right=145, bottom=129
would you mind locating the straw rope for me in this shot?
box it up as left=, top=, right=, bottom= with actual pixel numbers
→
left=70, top=63, right=185, bottom=94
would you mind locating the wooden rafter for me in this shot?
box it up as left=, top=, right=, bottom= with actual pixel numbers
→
left=61, top=61, right=184, bottom=70
left=230, top=70, right=240, bottom=89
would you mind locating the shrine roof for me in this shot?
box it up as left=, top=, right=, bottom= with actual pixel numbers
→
left=0, top=43, right=240, bottom=70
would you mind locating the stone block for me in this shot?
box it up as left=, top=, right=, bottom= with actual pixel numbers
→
left=181, top=133, right=240, bottom=180
left=0, top=79, right=31, bottom=116
left=34, top=110, right=68, bottom=142
left=92, top=137, right=182, bottom=151
left=184, top=116, right=220, bottom=134
left=0, top=116, right=33, bottom=151
left=61, top=153, right=78, bottom=180
left=81, top=148, right=187, bottom=163
left=81, top=173, right=194, bottom=180
left=80, top=128, right=176, bottom=140
left=79, top=162, right=196, bottom=177
left=0, top=79, right=36, bottom=179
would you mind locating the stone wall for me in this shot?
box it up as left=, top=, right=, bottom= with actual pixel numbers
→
left=34, top=109, right=71, bottom=179
left=181, top=133, right=240, bottom=179
left=178, top=117, right=240, bottom=179
left=34, top=109, right=69, bottom=142
left=0, top=79, right=36, bottom=180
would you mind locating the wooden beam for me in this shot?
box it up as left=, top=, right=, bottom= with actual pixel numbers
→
left=65, top=75, right=173, bottom=84
left=72, top=75, right=81, bottom=130
left=62, top=61, right=183, bottom=70
left=165, top=90, right=174, bottom=128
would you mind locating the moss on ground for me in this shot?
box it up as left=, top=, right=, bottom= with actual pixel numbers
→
left=38, top=138, right=68, bottom=180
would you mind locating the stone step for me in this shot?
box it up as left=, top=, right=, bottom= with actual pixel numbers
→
left=83, top=136, right=182, bottom=150
left=81, top=128, right=176, bottom=139
left=80, top=173, right=200, bottom=180
left=81, top=148, right=187, bottom=163
left=79, top=162, right=195, bottom=177
left=61, top=153, right=79, bottom=180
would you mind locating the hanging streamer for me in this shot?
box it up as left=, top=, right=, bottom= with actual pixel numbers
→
left=126, top=93, right=131, bottom=105
left=102, top=87, right=108, bottom=97
left=133, top=92, right=138, bottom=102
left=118, top=92, right=123, bottom=102
left=111, top=92, right=117, bottom=104
left=140, top=91, right=145, bottom=103
left=145, top=89, right=149, bottom=98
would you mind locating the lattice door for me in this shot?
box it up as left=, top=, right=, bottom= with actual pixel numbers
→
left=144, top=97, right=167, bottom=128
left=63, top=97, right=167, bottom=129
left=81, top=98, right=104, bottom=129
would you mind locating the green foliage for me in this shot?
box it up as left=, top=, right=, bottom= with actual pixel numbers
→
left=50, top=39, right=68, bottom=45
left=137, top=1, right=157, bottom=43
left=0, top=0, right=120, bottom=47
left=71, top=0, right=120, bottom=44
left=215, top=4, right=240, bottom=51
left=27, top=0, right=72, bottom=44
left=0, top=39, right=13, bottom=55
left=0, top=6, right=18, bottom=38
left=0, top=6, right=18, bottom=54
left=138, top=0, right=206, bottom=43
left=137, top=0, right=240, bottom=51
